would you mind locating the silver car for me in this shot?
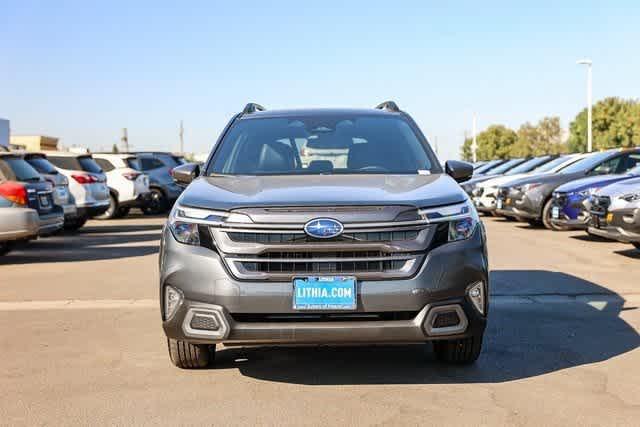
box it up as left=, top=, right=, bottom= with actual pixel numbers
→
left=159, top=102, right=488, bottom=369
left=0, top=197, right=39, bottom=255
left=588, top=176, right=640, bottom=249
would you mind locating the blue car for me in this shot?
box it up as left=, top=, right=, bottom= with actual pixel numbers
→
left=550, top=164, right=640, bottom=230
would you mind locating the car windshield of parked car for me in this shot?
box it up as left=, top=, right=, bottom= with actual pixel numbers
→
left=0, top=156, right=42, bottom=181
left=484, top=158, right=524, bottom=175
left=531, top=155, right=573, bottom=173
left=505, top=157, right=550, bottom=175
left=208, top=115, right=439, bottom=175
left=559, top=151, right=614, bottom=174
left=26, top=156, right=59, bottom=174
left=473, top=160, right=503, bottom=174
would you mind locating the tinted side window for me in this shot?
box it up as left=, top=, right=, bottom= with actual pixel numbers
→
left=77, top=157, right=103, bottom=173
left=140, top=158, right=165, bottom=170
left=622, top=153, right=640, bottom=172
left=48, top=156, right=81, bottom=170
left=26, top=157, right=58, bottom=174
left=0, top=157, right=41, bottom=181
left=94, top=158, right=115, bottom=172
left=591, top=156, right=623, bottom=175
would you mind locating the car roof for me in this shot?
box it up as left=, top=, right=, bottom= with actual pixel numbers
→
left=40, top=151, right=92, bottom=158
left=237, top=108, right=401, bottom=120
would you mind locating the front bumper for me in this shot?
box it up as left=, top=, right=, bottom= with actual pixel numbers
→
left=160, top=226, right=489, bottom=345
left=588, top=207, right=640, bottom=243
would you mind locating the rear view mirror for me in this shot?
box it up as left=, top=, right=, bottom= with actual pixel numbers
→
left=445, top=160, right=474, bottom=183
left=173, top=163, right=200, bottom=186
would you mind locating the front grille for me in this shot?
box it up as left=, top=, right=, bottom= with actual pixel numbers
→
left=590, top=196, right=611, bottom=215
left=227, top=230, right=419, bottom=244
left=553, top=192, right=568, bottom=207
left=208, top=207, right=442, bottom=281
left=230, top=311, right=419, bottom=322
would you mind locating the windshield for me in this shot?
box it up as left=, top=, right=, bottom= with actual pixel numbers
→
left=560, top=151, right=614, bottom=174
left=532, top=155, right=573, bottom=173
left=208, top=115, right=439, bottom=175
left=0, top=156, right=42, bottom=181
left=473, top=160, right=504, bottom=174
left=486, top=158, right=525, bottom=175
left=26, top=156, right=58, bottom=174
left=126, top=157, right=142, bottom=170
left=505, top=156, right=551, bottom=175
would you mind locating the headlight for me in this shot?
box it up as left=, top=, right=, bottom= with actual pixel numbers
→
left=577, top=187, right=599, bottom=198
left=521, top=183, right=542, bottom=193
left=418, top=199, right=480, bottom=242
left=168, top=204, right=252, bottom=246
left=621, top=193, right=640, bottom=202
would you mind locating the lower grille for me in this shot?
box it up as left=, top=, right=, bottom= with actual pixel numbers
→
left=590, top=196, right=611, bottom=215
left=230, top=311, right=419, bottom=322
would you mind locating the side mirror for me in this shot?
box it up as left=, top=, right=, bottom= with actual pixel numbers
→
left=172, top=163, right=200, bottom=186
left=445, top=160, right=474, bottom=183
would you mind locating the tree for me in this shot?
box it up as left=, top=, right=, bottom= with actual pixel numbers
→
left=512, top=116, right=566, bottom=157
left=111, top=144, right=119, bottom=153
left=460, top=125, right=517, bottom=161
left=568, top=97, right=640, bottom=152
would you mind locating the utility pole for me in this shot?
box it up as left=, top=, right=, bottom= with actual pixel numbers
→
left=472, top=113, right=478, bottom=163
left=577, top=59, right=593, bottom=152
left=179, top=120, right=184, bottom=154
left=121, top=128, right=129, bottom=152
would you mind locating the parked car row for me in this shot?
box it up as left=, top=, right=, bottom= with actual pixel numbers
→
left=0, top=150, right=186, bottom=256
left=467, top=148, right=640, bottom=252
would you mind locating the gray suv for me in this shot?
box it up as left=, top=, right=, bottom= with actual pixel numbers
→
left=160, top=102, right=489, bottom=368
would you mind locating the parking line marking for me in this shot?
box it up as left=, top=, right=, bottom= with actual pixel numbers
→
left=0, top=299, right=157, bottom=311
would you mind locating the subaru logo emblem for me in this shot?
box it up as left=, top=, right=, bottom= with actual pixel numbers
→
left=304, top=218, right=344, bottom=239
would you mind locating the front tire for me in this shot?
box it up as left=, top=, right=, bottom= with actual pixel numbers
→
left=433, top=334, right=483, bottom=364
left=167, top=339, right=215, bottom=369
left=542, top=199, right=567, bottom=231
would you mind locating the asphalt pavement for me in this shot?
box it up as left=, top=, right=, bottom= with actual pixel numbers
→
left=1, top=215, right=639, bottom=426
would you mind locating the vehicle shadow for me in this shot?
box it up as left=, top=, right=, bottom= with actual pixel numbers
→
left=0, top=223, right=161, bottom=264
left=210, top=270, right=640, bottom=385
left=614, top=248, right=640, bottom=259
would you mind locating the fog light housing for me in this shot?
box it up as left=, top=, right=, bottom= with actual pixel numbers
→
left=164, top=285, right=183, bottom=320
left=190, top=312, right=220, bottom=331
left=467, top=281, right=485, bottom=315
left=432, top=310, right=460, bottom=328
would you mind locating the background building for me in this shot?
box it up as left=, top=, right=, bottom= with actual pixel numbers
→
left=10, top=135, right=59, bottom=151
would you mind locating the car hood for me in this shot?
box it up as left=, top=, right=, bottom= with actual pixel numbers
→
left=595, top=176, right=640, bottom=198
left=500, top=171, right=586, bottom=189
left=555, top=174, right=633, bottom=194
left=478, top=173, right=531, bottom=189
left=179, top=174, right=467, bottom=211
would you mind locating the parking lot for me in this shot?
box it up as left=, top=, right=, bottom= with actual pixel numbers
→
left=0, top=215, right=637, bottom=426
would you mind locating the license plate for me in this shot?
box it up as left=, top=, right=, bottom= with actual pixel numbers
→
left=606, top=213, right=613, bottom=223
left=39, top=194, right=50, bottom=207
left=293, top=276, right=356, bottom=310
left=552, top=206, right=559, bottom=219
left=496, top=199, right=503, bottom=209
left=56, top=187, right=67, bottom=197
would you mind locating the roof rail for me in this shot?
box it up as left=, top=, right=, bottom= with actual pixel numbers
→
left=242, top=103, right=266, bottom=114
left=374, top=101, right=400, bottom=112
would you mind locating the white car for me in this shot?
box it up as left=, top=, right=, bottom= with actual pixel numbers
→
left=473, top=153, right=589, bottom=214
left=92, top=153, right=151, bottom=219
left=45, top=152, right=110, bottom=230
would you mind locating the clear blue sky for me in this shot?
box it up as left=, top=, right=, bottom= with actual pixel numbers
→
left=2, top=0, right=639, bottom=160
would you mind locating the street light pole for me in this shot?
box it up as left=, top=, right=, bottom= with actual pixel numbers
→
left=577, top=59, right=593, bottom=152
left=472, top=113, right=478, bottom=163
